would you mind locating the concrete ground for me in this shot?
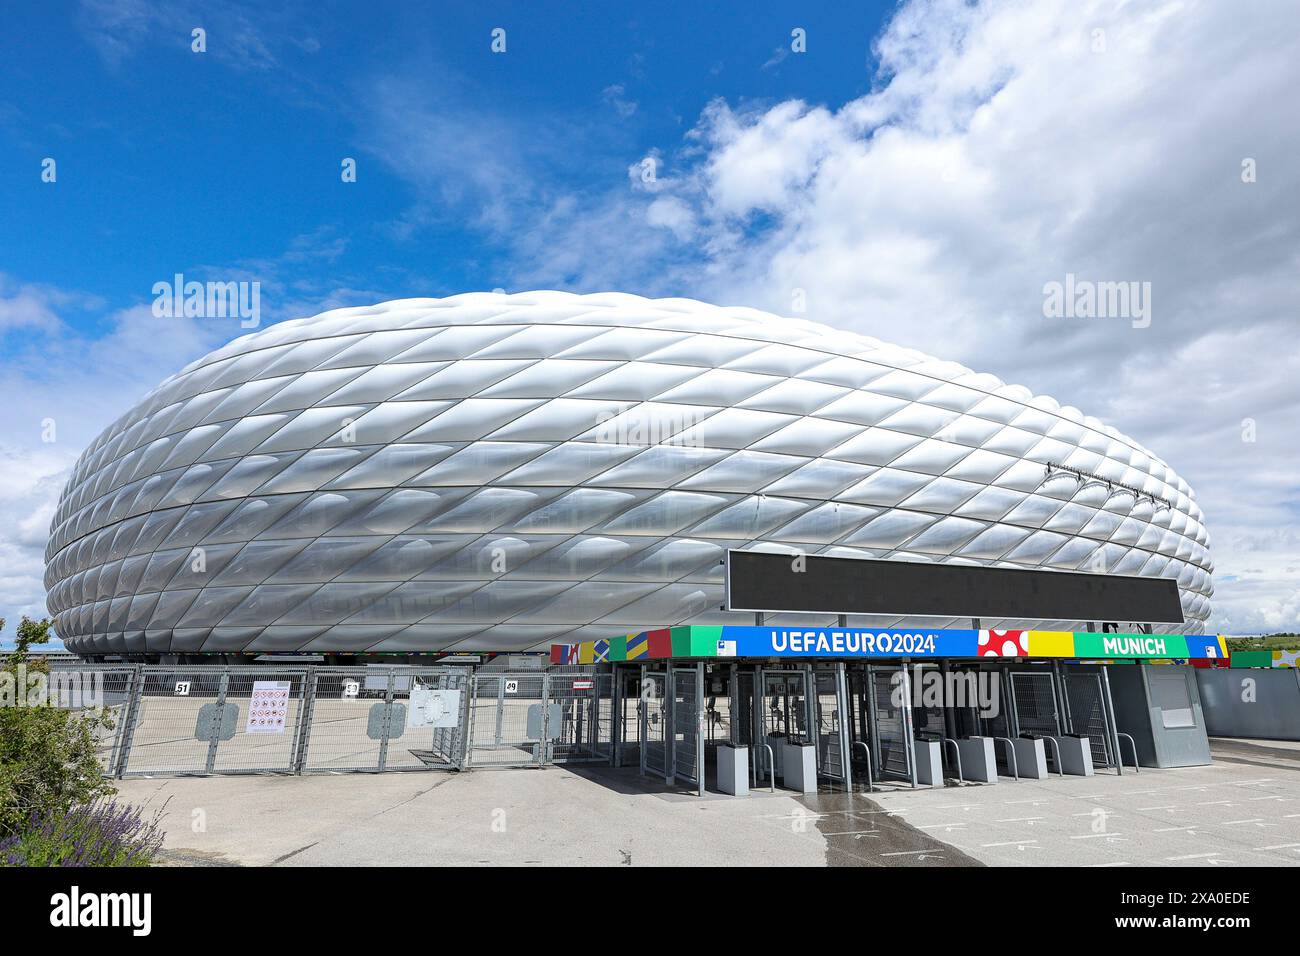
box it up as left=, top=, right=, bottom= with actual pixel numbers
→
left=116, top=738, right=1300, bottom=867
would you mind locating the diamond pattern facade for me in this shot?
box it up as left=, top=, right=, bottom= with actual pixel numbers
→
left=45, top=292, right=1212, bottom=656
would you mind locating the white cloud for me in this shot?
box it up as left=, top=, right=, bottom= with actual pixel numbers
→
left=13, top=0, right=1299, bottom=640
left=0, top=285, right=233, bottom=645
left=76, top=0, right=291, bottom=72
left=0, top=232, right=385, bottom=645
left=435, top=0, right=1300, bottom=632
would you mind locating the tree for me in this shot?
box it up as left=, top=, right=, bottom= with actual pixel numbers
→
left=4, top=615, right=54, bottom=671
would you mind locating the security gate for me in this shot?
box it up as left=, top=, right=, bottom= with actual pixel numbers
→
left=671, top=664, right=705, bottom=794
left=641, top=669, right=668, bottom=778
left=548, top=674, right=613, bottom=764
left=814, top=667, right=850, bottom=786
left=615, top=668, right=641, bottom=767
left=1010, top=671, right=1062, bottom=738
left=755, top=668, right=813, bottom=784
left=1064, top=670, right=1117, bottom=769
left=870, top=666, right=912, bottom=782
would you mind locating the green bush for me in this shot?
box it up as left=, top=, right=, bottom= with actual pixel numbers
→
left=0, top=617, right=116, bottom=838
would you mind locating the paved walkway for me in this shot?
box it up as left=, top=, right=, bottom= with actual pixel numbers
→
left=117, top=739, right=1300, bottom=866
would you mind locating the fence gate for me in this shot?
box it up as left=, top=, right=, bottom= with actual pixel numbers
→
left=467, top=673, right=546, bottom=769
left=547, top=673, right=614, bottom=764
left=640, top=669, right=668, bottom=779
left=298, top=667, right=469, bottom=773
left=1064, top=670, right=1117, bottom=769
left=671, top=664, right=704, bottom=794
left=117, top=666, right=310, bottom=776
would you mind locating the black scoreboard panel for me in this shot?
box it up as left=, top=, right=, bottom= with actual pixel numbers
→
left=725, top=551, right=1184, bottom=623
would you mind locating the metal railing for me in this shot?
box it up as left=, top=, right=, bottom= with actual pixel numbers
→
left=44, top=664, right=611, bottom=778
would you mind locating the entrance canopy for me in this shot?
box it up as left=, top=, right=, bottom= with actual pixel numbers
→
left=551, top=626, right=1229, bottom=665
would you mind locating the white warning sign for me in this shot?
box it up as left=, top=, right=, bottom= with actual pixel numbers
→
left=407, top=688, right=462, bottom=729
left=245, top=680, right=291, bottom=735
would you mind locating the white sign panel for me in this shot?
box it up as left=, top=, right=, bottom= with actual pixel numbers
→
left=407, top=688, right=462, bottom=729
left=505, top=680, right=519, bottom=695
left=245, top=680, right=290, bottom=735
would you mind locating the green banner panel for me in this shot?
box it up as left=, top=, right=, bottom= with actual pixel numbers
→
left=1230, top=650, right=1273, bottom=669
left=1072, top=632, right=1190, bottom=659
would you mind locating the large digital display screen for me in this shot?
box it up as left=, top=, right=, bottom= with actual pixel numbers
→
left=725, top=551, right=1184, bottom=623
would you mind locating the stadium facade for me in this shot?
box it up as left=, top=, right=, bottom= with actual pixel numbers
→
left=44, top=292, right=1213, bottom=658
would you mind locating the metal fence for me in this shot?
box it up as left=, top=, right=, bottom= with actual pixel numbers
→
left=46, top=664, right=608, bottom=778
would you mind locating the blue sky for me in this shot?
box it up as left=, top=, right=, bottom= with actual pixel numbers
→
left=2, top=1, right=893, bottom=316
left=2, top=0, right=1299, bottom=645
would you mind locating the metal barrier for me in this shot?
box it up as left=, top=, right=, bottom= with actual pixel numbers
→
left=298, top=667, right=469, bottom=773
left=1116, top=732, right=1140, bottom=773
left=993, top=736, right=1019, bottom=780
left=942, top=737, right=963, bottom=783
left=38, top=664, right=618, bottom=778
left=852, top=740, right=874, bottom=792
left=755, top=742, right=776, bottom=793
left=1040, top=735, right=1065, bottom=777
left=117, top=666, right=312, bottom=776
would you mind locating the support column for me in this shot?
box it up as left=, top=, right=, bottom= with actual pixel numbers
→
left=695, top=662, right=706, bottom=797
left=1051, top=659, right=1071, bottom=736
left=865, top=664, right=881, bottom=772
left=665, top=666, right=677, bottom=785
left=638, top=664, right=648, bottom=778
left=611, top=664, right=624, bottom=768
left=1100, top=665, right=1124, bottom=775
left=804, top=662, right=817, bottom=747
left=835, top=661, right=852, bottom=792
left=939, top=659, right=958, bottom=743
